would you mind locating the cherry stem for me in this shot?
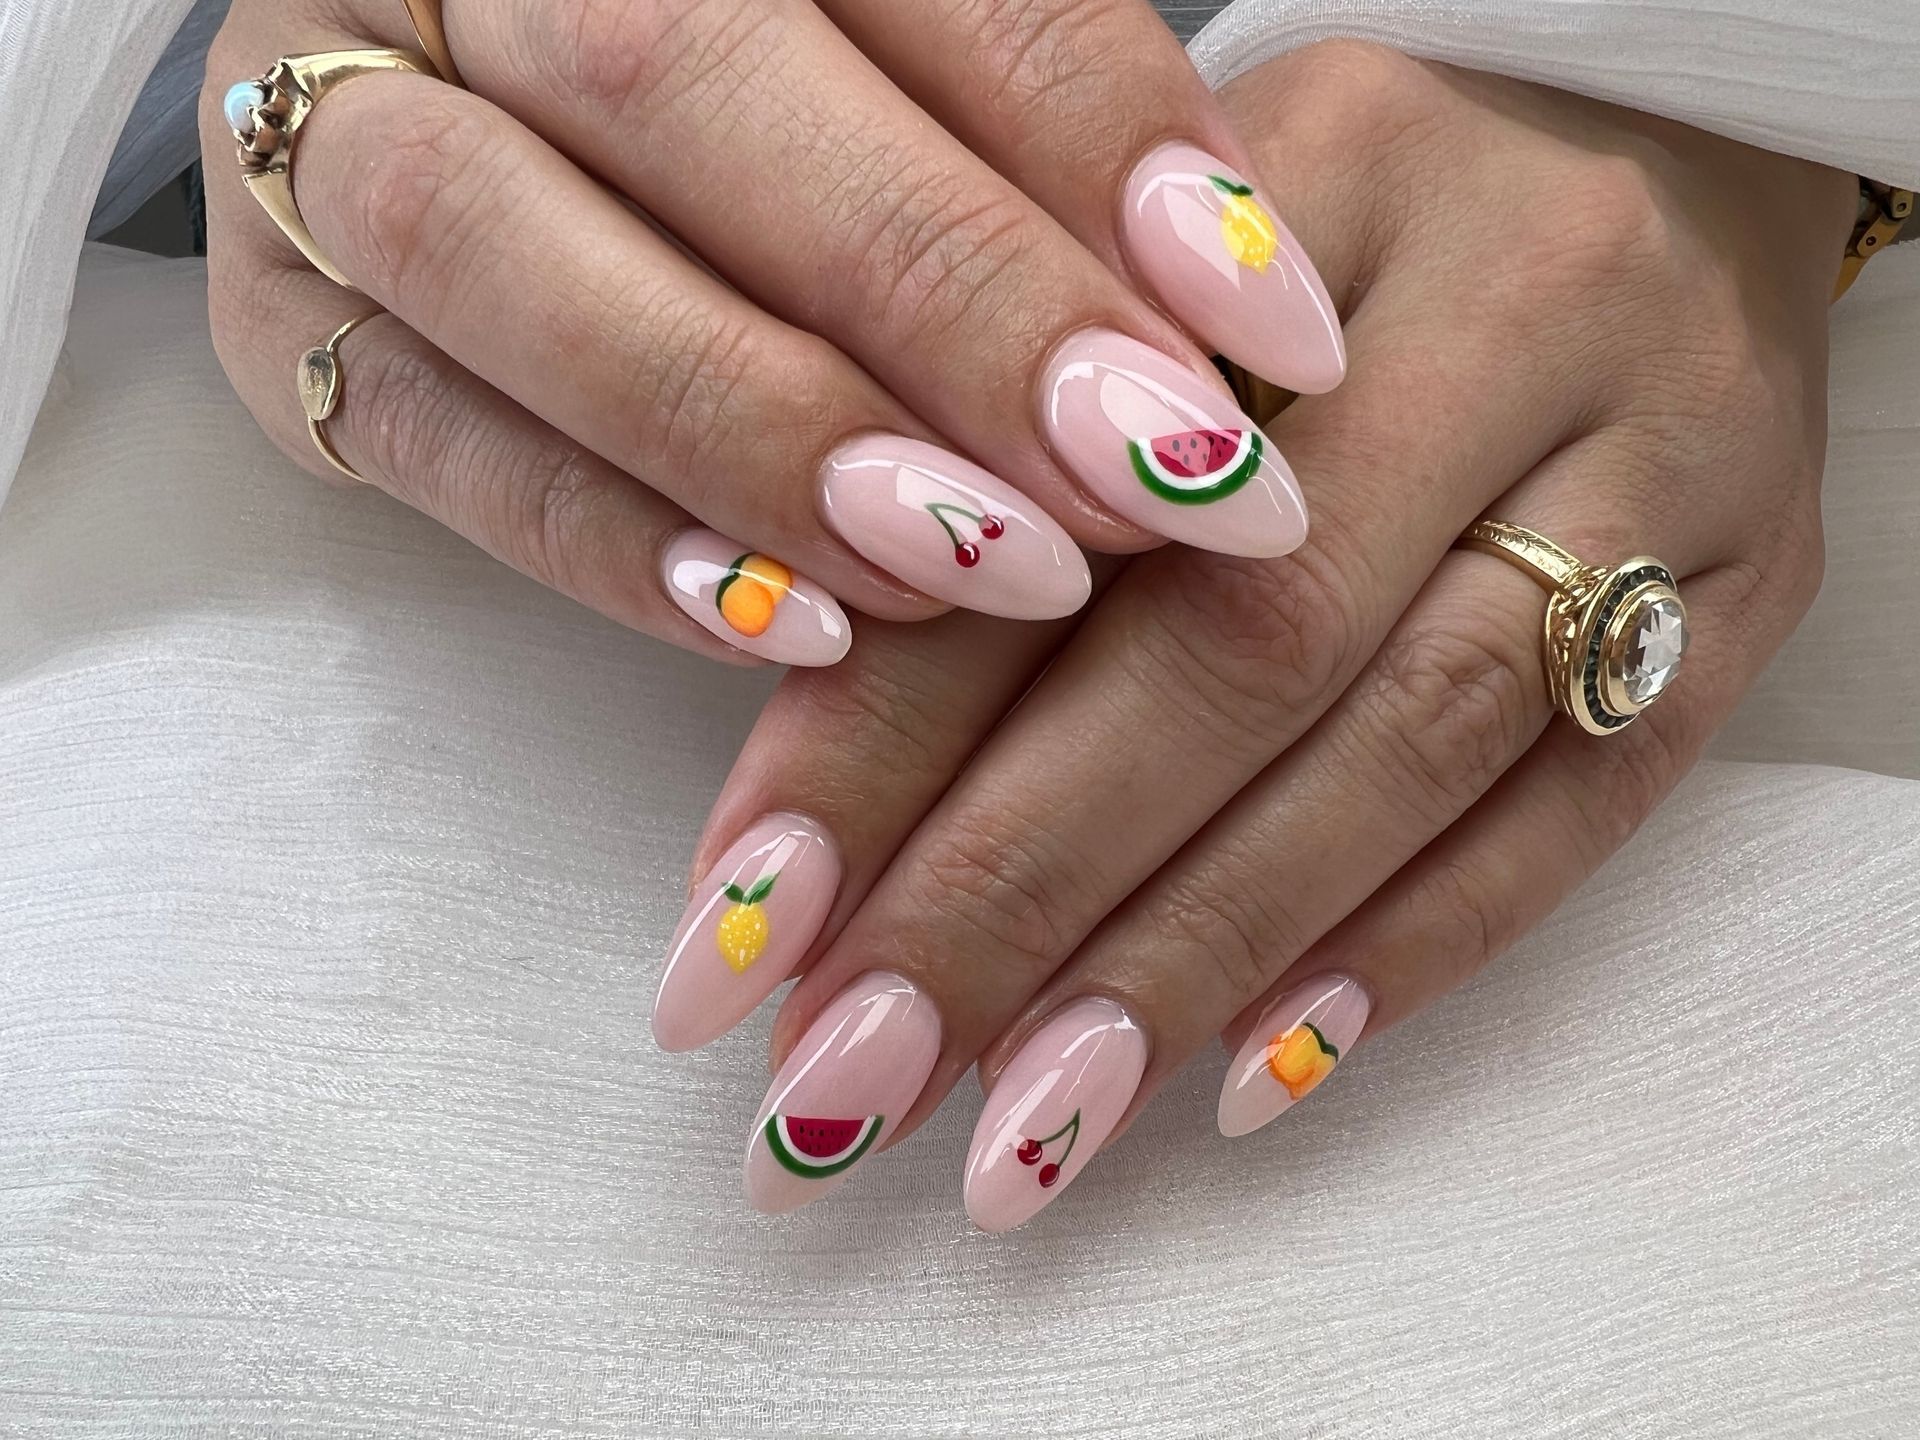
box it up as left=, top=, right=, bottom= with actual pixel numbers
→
left=925, top=501, right=987, bottom=548
left=1035, top=1110, right=1081, bottom=1168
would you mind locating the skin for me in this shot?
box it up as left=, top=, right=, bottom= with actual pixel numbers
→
left=694, top=47, right=1851, bottom=1167
left=198, top=0, right=1279, bottom=657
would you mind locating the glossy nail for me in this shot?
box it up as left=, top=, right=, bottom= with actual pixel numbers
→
left=821, top=436, right=1091, bottom=620
left=963, top=998, right=1147, bottom=1233
left=1218, top=974, right=1370, bottom=1138
left=652, top=813, right=840, bottom=1053
left=744, top=972, right=941, bottom=1214
left=1122, top=143, right=1346, bottom=395
left=662, top=527, right=851, bottom=666
left=1039, top=328, right=1306, bottom=558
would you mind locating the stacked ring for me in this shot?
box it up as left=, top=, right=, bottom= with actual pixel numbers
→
left=1459, top=520, right=1689, bottom=736
left=297, top=312, right=379, bottom=483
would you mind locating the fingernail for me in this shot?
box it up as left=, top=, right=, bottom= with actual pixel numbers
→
left=1218, top=974, right=1370, bottom=1137
left=744, top=971, right=941, bottom=1214
left=662, top=527, right=851, bottom=666
left=963, top=998, right=1147, bottom=1233
left=652, top=813, right=840, bottom=1053
left=1122, top=144, right=1345, bottom=395
left=1038, top=328, right=1307, bottom=559
left=820, top=436, right=1091, bottom=620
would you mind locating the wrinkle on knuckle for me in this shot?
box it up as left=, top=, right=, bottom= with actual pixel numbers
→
left=909, top=806, right=1092, bottom=976
left=960, top=0, right=1133, bottom=140
left=1152, top=870, right=1304, bottom=1006
left=1356, top=621, right=1538, bottom=829
left=1412, top=853, right=1515, bottom=983
left=781, top=650, right=962, bottom=780
left=610, top=290, right=764, bottom=489
left=542, top=0, right=775, bottom=131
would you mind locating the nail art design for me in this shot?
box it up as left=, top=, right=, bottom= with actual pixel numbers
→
left=652, top=813, right=839, bottom=1053
left=1039, top=329, right=1306, bottom=558
left=1121, top=143, right=1346, bottom=395
left=820, top=436, right=1091, bottom=620
left=745, top=972, right=940, bottom=1214
left=963, top=998, right=1147, bottom=1233
left=714, top=553, right=792, bottom=638
left=662, top=527, right=851, bottom=666
left=1217, top=974, right=1370, bottom=1138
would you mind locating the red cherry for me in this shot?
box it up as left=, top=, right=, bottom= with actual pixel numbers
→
left=955, top=542, right=982, bottom=567
left=979, top=516, right=1005, bottom=540
left=1016, top=1138, right=1042, bottom=1165
left=1038, top=1163, right=1061, bottom=1188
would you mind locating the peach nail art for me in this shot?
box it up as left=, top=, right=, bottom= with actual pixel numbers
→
left=1218, top=974, right=1370, bottom=1137
left=963, top=998, right=1147, bottom=1233
left=651, top=813, right=840, bottom=1053
left=662, top=527, right=851, bottom=666
left=1038, top=328, right=1307, bottom=558
left=744, top=972, right=941, bottom=1214
left=821, top=436, right=1091, bottom=620
left=1122, top=142, right=1346, bottom=395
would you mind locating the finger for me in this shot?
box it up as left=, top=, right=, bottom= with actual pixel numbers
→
left=815, top=0, right=1346, bottom=391
left=742, top=231, right=1605, bottom=1207
left=438, top=0, right=1350, bottom=556
left=971, top=541, right=1769, bottom=1228
left=217, top=251, right=860, bottom=664
left=220, top=59, right=1092, bottom=623
left=649, top=598, right=1091, bottom=1053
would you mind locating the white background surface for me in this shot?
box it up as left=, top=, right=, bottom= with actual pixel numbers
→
left=1, top=246, right=1916, bottom=1436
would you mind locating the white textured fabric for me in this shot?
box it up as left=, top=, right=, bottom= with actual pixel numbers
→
left=2, top=244, right=1917, bottom=1435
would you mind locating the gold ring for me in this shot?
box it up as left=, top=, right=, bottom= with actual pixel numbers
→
left=402, top=0, right=464, bottom=89
left=1459, top=520, right=1688, bottom=736
left=224, top=49, right=433, bottom=288
left=298, top=311, right=380, bottom=483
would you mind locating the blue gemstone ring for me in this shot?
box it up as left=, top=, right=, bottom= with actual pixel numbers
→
left=225, top=50, right=433, bottom=289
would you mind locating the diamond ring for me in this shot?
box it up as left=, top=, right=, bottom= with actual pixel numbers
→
left=1459, top=519, right=1688, bottom=735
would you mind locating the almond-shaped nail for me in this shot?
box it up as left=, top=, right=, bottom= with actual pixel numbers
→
left=652, top=813, right=840, bottom=1053
left=963, top=998, right=1147, bottom=1233
left=821, top=436, right=1091, bottom=620
left=1218, top=974, right=1370, bottom=1138
left=744, top=971, right=940, bottom=1214
left=1039, top=328, right=1306, bottom=558
left=662, top=527, right=851, bottom=666
left=1122, top=143, right=1346, bottom=395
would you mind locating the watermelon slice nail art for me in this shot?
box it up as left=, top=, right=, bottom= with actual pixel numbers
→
left=1039, top=328, right=1307, bottom=558
left=745, top=972, right=942, bottom=1214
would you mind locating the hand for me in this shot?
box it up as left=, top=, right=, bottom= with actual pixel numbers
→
left=198, top=0, right=1348, bottom=667
left=653, top=44, right=1853, bottom=1225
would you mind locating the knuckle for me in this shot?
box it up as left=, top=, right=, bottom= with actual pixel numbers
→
left=906, top=805, right=1098, bottom=978
left=1151, top=864, right=1306, bottom=1006
left=780, top=647, right=966, bottom=780
left=820, top=168, right=1045, bottom=360
left=1283, top=40, right=1447, bottom=150
left=336, top=90, right=512, bottom=308
left=538, top=0, right=775, bottom=128
left=501, top=445, right=603, bottom=597
left=1356, top=619, right=1540, bottom=828
left=957, top=0, right=1134, bottom=137
left=1411, top=853, right=1519, bottom=984
left=610, top=290, right=767, bottom=488
left=1132, top=545, right=1372, bottom=757
left=1529, top=155, right=1679, bottom=300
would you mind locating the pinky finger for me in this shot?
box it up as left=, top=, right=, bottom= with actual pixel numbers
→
left=232, top=267, right=851, bottom=667
left=1218, top=558, right=1795, bottom=1122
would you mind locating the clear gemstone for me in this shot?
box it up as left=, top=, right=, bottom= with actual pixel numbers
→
left=224, top=81, right=268, bottom=134
left=1622, top=595, right=1687, bottom=704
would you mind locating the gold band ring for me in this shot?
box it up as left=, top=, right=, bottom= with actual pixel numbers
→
left=224, top=49, right=432, bottom=288
left=402, top=0, right=464, bottom=89
left=298, top=311, right=381, bottom=483
left=1459, top=520, right=1688, bottom=736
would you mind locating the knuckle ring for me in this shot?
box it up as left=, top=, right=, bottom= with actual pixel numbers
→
left=223, top=47, right=435, bottom=288
left=297, top=311, right=380, bottom=484
left=1458, top=520, right=1688, bottom=736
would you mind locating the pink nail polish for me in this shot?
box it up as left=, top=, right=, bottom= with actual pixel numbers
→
left=662, top=527, right=851, bottom=666
left=963, top=998, right=1147, bottom=1233
left=1218, top=974, right=1370, bottom=1137
left=821, top=437, right=1091, bottom=620
left=1038, top=328, right=1307, bottom=559
left=744, top=972, right=941, bottom=1214
left=1122, top=143, right=1346, bottom=395
left=652, top=813, right=840, bottom=1053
